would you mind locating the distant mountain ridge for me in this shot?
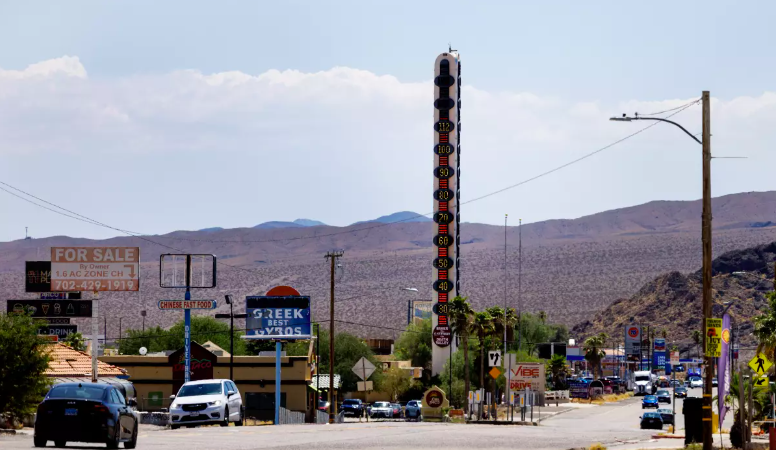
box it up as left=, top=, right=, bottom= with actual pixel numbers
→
left=254, top=218, right=327, bottom=229
left=350, top=211, right=431, bottom=226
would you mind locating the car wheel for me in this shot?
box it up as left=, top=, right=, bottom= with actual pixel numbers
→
left=235, top=407, right=244, bottom=427
left=124, top=422, right=138, bottom=449
left=54, top=440, right=66, bottom=448
left=220, top=407, right=229, bottom=427
left=34, top=436, right=47, bottom=448
left=170, top=425, right=180, bottom=430
left=106, top=423, right=120, bottom=449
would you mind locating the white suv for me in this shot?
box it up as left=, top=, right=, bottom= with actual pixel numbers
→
left=169, top=379, right=243, bottom=429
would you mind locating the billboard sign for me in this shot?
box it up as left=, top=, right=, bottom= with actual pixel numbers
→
left=652, top=338, right=666, bottom=368
left=157, top=300, right=217, bottom=310
left=37, top=325, right=77, bottom=338
left=507, top=356, right=545, bottom=394
left=51, top=247, right=139, bottom=292
left=705, top=318, right=722, bottom=357
left=7, top=300, right=93, bottom=318
left=569, top=381, right=589, bottom=399
left=245, top=296, right=311, bottom=339
left=625, top=325, right=641, bottom=358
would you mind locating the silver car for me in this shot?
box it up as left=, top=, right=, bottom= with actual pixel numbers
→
left=370, top=401, right=394, bottom=419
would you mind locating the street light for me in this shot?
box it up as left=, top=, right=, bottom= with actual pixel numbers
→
left=215, top=294, right=247, bottom=382
left=611, top=93, right=714, bottom=449
left=401, top=288, right=419, bottom=325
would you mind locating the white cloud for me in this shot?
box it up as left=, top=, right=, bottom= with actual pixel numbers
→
left=0, top=56, right=775, bottom=240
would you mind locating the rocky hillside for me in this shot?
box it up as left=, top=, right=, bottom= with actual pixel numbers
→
left=572, top=242, right=776, bottom=349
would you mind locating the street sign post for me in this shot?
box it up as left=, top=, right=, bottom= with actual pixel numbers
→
left=489, top=366, right=502, bottom=379
left=753, top=374, right=769, bottom=390
left=352, top=357, right=376, bottom=380
left=51, top=247, right=139, bottom=292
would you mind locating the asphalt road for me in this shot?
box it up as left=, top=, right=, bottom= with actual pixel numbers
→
left=0, top=388, right=735, bottom=450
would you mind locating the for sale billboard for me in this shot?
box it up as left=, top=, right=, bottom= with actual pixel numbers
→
left=51, top=247, right=139, bottom=292
left=625, top=325, right=641, bottom=359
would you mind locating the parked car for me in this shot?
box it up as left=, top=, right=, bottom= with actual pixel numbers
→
left=669, top=379, right=682, bottom=388
left=405, top=400, right=422, bottom=420
left=642, top=395, right=659, bottom=409
left=656, top=390, right=671, bottom=404
left=657, top=409, right=675, bottom=426
left=689, top=377, right=703, bottom=388
left=318, top=400, right=330, bottom=412
left=391, top=403, right=403, bottom=418
left=34, top=382, right=138, bottom=449
left=674, top=387, right=688, bottom=398
left=370, top=401, right=394, bottom=419
left=640, top=412, right=664, bottom=429
left=712, top=377, right=718, bottom=387
left=169, top=379, right=243, bottom=429
left=341, top=399, right=364, bottom=417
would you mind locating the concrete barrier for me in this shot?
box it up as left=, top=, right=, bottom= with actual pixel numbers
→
left=139, top=412, right=170, bottom=426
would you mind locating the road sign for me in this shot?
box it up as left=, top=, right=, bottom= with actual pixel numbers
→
left=670, top=351, right=680, bottom=365
left=352, top=357, right=376, bottom=380
left=51, top=247, right=139, bottom=291
left=749, top=353, right=772, bottom=375
left=489, top=366, right=502, bottom=379
left=488, top=350, right=502, bottom=367
left=705, top=318, right=723, bottom=357
left=753, top=374, right=769, bottom=390
left=357, top=381, right=373, bottom=391
left=245, top=296, right=311, bottom=339
left=7, top=300, right=92, bottom=318
left=432, top=302, right=449, bottom=315
left=432, top=325, right=451, bottom=347
left=157, top=300, right=217, bottom=310
left=37, top=325, right=77, bottom=338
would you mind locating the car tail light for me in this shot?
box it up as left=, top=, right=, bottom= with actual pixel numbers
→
left=93, top=404, right=109, bottom=414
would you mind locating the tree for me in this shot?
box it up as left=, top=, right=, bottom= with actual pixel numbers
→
left=118, top=316, right=247, bottom=356
left=62, top=332, right=87, bottom=352
left=583, top=333, right=608, bottom=379
left=471, top=311, right=494, bottom=391
left=394, top=318, right=433, bottom=382
left=755, top=292, right=776, bottom=364
left=0, top=314, right=51, bottom=423
left=448, top=296, right=474, bottom=413
left=547, top=354, right=570, bottom=390
left=382, top=366, right=411, bottom=401
left=313, top=329, right=382, bottom=393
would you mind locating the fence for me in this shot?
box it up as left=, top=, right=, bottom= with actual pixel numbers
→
left=277, top=407, right=306, bottom=425
left=314, top=410, right=344, bottom=424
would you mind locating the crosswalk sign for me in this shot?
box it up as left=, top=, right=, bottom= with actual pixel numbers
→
left=748, top=353, right=773, bottom=375
left=753, top=374, right=769, bottom=391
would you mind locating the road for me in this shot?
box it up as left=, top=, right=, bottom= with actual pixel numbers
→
left=0, top=388, right=736, bottom=450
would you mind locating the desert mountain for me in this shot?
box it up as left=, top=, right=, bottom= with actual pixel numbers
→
left=253, top=218, right=327, bottom=229
left=1, top=192, right=776, bottom=341
left=572, top=242, right=776, bottom=351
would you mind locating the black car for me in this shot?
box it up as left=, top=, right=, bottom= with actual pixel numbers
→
left=655, top=390, right=671, bottom=404
left=341, top=399, right=364, bottom=417
left=674, top=387, right=688, bottom=398
left=657, top=409, right=675, bottom=426
left=640, top=412, right=663, bottom=430
left=34, top=382, right=138, bottom=449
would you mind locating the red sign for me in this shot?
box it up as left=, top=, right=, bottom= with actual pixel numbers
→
left=425, top=390, right=444, bottom=408
left=433, top=326, right=451, bottom=347
left=627, top=327, right=639, bottom=338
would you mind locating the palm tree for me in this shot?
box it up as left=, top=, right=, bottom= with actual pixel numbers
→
left=471, top=311, right=494, bottom=392
left=754, top=292, right=776, bottom=363
left=448, top=296, right=474, bottom=413
left=583, top=333, right=608, bottom=379
left=485, top=306, right=516, bottom=347
left=691, top=330, right=703, bottom=359
left=548, top=354, right=569, bottom=389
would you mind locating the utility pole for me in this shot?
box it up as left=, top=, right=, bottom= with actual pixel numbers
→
left=325, top=250, right=344, bottom=424
left=216, top=295, right=246, bottom=382
left=517, top=218, right=522, bottom=352
left=700, top=90, right=713, bottom=450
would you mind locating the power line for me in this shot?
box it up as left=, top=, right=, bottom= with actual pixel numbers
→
left=0, top=102, right=696, bottom=248
left=636, top=98, right=701, bottom=116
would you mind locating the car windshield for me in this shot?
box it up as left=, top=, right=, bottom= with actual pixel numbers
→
left=657, top=390, right=669, bottom=395
left=48, top=385, right=105, bottom=400
left=635, top=375, right=649, bottom=381
left=676, top=387, right=686, bottom=391
left=658, top=409, right=672, bottom=414
left=643, top=412, right=661, bottom=418
left=644, top=396, right=656, bottom=401
left=177, top=383, right=222, bottom=397
left=343, top=400, right=359, bottom=405
left=689, top=376, right=701, bottom=381
left=374, top=402, right=391, bottom=408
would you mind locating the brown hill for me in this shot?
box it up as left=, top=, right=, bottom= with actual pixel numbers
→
left=1, top=191, right=776, bottom=341
left=572, top=242, right=776, bottom=350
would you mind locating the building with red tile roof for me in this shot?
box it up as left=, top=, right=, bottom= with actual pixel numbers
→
left=45, top=343, right=126, bottom=378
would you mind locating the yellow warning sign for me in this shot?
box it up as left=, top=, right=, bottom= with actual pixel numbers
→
left=489, top=366, right=502, bottom=379
left=705, top=318, right=722, bottom=357
left=753, top=374, right=769, bottom=390
left=749, top=353, right=772, bottom=375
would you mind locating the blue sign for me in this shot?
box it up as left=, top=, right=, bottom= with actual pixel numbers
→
left=569, top=381, right=590, bottom=399
left=245, top=296, right=311, bottom=339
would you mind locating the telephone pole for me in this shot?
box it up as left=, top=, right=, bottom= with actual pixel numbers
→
left=325, top=250, right=344, bottom=424
left=700, top=90, right=713, bottom=450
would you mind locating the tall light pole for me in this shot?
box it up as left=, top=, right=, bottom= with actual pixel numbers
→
left=610, top=91, right=712, bottom=449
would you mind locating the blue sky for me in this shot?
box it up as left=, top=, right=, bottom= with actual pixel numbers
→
left=1, top=1, right=775, bottom=241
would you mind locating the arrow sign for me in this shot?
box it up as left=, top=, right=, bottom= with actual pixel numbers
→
left=352, top=357, right=376, bottom=380
left=488, top=350, right=502, bottom=367
left=124, top=264, right=136, bottom=278
left=753, top=374, right=769, bottom=390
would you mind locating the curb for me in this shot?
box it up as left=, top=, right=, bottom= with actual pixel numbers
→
left=651, top=434, right=684, bottom=439
left=0, top=429, right=16, bottom=435
left=466, top=420, right=538, bottom=426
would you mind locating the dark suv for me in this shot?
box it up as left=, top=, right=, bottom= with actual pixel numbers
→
left=341, top=399, right=364, bottom=417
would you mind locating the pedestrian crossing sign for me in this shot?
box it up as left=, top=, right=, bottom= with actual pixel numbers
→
left=749, top=353, right=772, bottom=375
left=753, top=374, right=769, bottom=390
